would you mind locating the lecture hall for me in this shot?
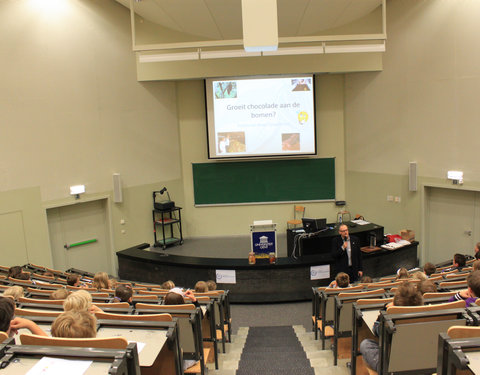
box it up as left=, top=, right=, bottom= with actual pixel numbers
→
left=2, top=0, right=480, bottom=374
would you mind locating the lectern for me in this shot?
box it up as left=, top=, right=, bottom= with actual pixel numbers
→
left=250, top=220, right=277, bottom=258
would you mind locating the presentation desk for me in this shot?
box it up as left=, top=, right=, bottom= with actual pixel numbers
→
left=287, top=222, right=384, bottom=257
left=117, top=241, right=418, bottom=303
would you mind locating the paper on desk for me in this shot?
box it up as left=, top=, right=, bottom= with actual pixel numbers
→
left=351, top=219, right=370, bottom=225
left=129, top=341, right=146, bottom=353
left=26, top=357, right=92, bottom=375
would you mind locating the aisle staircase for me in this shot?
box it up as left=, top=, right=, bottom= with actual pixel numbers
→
left=208, top=325, right=350, bottom=375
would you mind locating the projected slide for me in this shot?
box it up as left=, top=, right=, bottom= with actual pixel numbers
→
left=206, top=75, right=316, bottom=159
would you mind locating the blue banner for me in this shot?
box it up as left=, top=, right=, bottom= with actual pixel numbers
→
left=252, top=231, right=276, bottom=255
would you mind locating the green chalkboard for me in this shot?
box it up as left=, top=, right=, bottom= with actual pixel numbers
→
left=192, top=158, right=335, bottom=205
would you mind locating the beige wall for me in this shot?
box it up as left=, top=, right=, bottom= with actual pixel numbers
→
left=177, top=74, right=347, bottom=237
left=0, top=0, right=182, bottom=269
left=345, top=0, right=480, bottom=262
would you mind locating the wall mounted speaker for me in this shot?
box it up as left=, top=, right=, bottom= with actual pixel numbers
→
left=409, top=162, right=417, bottom=192
left=113, top=173, right=123, bottom=203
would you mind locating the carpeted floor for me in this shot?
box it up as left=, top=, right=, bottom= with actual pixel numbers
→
left=236, top=326, right=315, bottom=375
left=230, top=301, right=312, bottom=334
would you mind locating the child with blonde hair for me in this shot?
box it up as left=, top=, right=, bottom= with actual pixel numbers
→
left=63, top=290, right=103, bottom=314
left=92, top=272, right=110, bottom=290
left=51, top=310, right=97, bottom=338
left=3, top=286, right=24, bottom=301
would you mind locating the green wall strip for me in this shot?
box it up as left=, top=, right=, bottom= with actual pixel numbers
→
left=68, top=239, right=97, bottom=248
left=192, top=158, right=335, bottom=205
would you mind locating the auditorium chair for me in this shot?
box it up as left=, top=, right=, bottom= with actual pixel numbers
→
left=437, top=326, right=480, bottom=375
left=332, top=289, right=386, bottom=365
left=376, top=301, right=468, bottom=374
left=314, top=285, right=363, bottom=347
left=351, top=298, right=394, bottom=375
left=94, top=311, right=182, bottom=375
left=136, top=303, right=209, bottom=375
left=287, top=204, right=305, bottom=229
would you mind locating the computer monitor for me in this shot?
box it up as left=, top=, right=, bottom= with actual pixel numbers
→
left=302, top=218, right=327, bottom=233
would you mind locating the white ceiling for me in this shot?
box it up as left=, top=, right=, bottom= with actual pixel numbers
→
left=115, top=0, right=382, bottom=40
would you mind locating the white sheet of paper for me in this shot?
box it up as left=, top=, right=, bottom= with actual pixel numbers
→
left=351, top=219, right=370, bottom=225
left=310, top=265, right=330, bottom=280
left=26, top=357, right=92, bottom=375
left=216, top=269, right=236, bottom=284
left=129, top=341, right=146, bottom=353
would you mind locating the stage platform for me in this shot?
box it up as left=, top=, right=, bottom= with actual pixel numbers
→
left=117, top=233, right=419, bottom=303
left=146, top=233, right=288, bottom=259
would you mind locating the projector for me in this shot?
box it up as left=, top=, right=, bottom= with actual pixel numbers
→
left=154, top=201, right=175, bottom=211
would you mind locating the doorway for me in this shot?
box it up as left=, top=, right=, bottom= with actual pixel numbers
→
left=47, top=199, right=113, bottom=274
left=425, top=186, right=480, bottom=264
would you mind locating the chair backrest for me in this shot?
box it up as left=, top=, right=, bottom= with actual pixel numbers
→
left=18, top=297, right=64, bottom=305
left=386, top=300, right=466, bottom=314
left=27, top=287, right=54, bottom=295
left=91, top=292, right=110, bottom=298
left=8, top=277, right=32, bottom=284
left=423, top=291, right=457, bottom=299
left=95, top=311, right=172, bottom=322
left=447, top=325, right=480, bottom=339
left=0, top=332, right=7, bottom=342
left=439, top=280, right=468, bottom=289
left=20, top=333, right=128, bottom=349
left=66, top=285, right=97, bottom=292
left=136, top=303, right=196, bottom=311
left=93, top=302, right=130, bottom=308
left=15, top=308, right=62, bottom=317
left=138, top=290, right=167, bottom=296
left=356, top=297, right=393, bottom=305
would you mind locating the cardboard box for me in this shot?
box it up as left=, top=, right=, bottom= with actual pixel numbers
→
left=400, top=229, right=415, bottom=241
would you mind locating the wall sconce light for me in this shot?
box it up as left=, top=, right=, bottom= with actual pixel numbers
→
left=447, top=171, right=463, bottom=185
left=70, top=185, right=85, bottom=199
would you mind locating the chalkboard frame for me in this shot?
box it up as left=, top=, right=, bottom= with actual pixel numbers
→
left=192, top=158, right=335, bottom=206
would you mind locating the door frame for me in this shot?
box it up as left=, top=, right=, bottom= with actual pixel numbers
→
left=422, top=183, right=480, bottom=266
left=44, top=195, right=116, bottom=276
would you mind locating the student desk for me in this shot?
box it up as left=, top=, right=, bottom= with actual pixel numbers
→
left=351, top=302, right=385, bottom=375
left=0, top=341, right=138, bottom=375
left=96, top=319, right=181, bottom=375
left=96, top=327, right=166, bottom=367
left=0, top=357, right=112, bottom=375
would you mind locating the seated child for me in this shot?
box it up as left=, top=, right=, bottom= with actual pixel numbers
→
left=3, top=286, right=24, bottom=301
left=359, top=275, right=373, bottom=284
left=164, top=288, right=199, bottom=306
left=396, top=267, right=409, bottom=280
left=360, top=282, right=423, bottom=372
left=113, top=285, right=133, bottom=304
left=50, top=288, right=69, bottom=300
left=423, top=262, right=436, bottom=276
left=0, top=297, right=47, bottom=337
left=206, top=280, right=217, bottom=291
left=417, top=280, right=437, bottom=294
left=194, top=281, right=208, bottom=293
left=63, top=290, right=103, bottom=314
left=448, top=270, right=480, bottom=306
left=328, top=272, right=351, bottom=288
left=51, top=310, right=97, bottom=338
left=161, top=280, right=175, bottom=290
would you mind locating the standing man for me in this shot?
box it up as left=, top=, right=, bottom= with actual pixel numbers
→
left=331, top=224, right=363, bottom=282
